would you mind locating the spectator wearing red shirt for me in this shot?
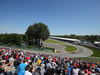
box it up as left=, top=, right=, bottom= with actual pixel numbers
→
left=45, top=56, right=48, bottom=59
left=53, top=59, right=56, bottom=63
left=76, top=63, right=79, bottom=68
left=4, top=55, right=9, bottom=61
left=16, top=54, right=18, bottom=60
left=26, top=55, right=30, bottom=61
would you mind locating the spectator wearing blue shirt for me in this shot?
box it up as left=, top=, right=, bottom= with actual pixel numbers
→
left=18, top=71, right=26, bottom=75
left=67, top=65, right=71, bottom=75
left=41, top=60, right=44, bottom=64
left=17, top=59, right=27, bottom=72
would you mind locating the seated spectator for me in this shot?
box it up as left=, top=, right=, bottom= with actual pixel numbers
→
left=18, top=71, right=26, bottom=75
left=41, top=59, right=44, bottom=64
left=67, top=65, right=71, bottom=75
left=35, top=67, right=41, bottom=75
left=79, top=67, right=85, bottom=75
left=46, top=60, right=52, bottom=70
left=0, top=53, right=3, bottom=61
left=4, top=54, right=9, bottom=63
left=40, top=64, right=46, bottom=75
left=72, top=66, right=79, bottom=75
left=44, top=67, right=52, bottom=75
left=29, top=62, right=35, bottom=73
left=56, top=64, right=62, bottom=75
left=37, top=58, right=41, bottom=66
left=24, top=65, right=32, bottom=75
left=0, top=61, right=14, bottom=75
left=26, top=55, right=30, bottom=61
left=63, top=65, right=69, bottom=75
left=17, top=59, right=27, bottom=72
left=9, top=55, right=14, bottom=62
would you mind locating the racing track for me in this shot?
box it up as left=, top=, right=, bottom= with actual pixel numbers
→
left=41, top=39, right=93, bottom=58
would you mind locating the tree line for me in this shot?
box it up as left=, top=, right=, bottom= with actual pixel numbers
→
left=0, top=33, right=23, bottom=45
left=0, top=22, right=50, bottom=47
left=53, top=35, right=100, bottom=43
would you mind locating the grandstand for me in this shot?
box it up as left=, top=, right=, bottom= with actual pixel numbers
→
left=50, top=37, right=80, bottom=43
left=0, top=47, right=100, bottom=75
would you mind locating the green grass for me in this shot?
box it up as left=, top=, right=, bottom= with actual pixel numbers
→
left=64, top=45, right=77, bottom=52
left=45, top=39, right=65, bottom=44
left=73, top=44, right=100, bottom=57
left=56, top=51, right=60, bottom=53
left=84, top=46, right=100, bottom=57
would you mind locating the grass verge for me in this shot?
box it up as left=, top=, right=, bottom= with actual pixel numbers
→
left=83, top=46, right=100, bottom=57
left=72, top=44, right=100, bottom=57
left=64, top=45, right=77, bottom=52
left=45, top=39, right=65, bottom=44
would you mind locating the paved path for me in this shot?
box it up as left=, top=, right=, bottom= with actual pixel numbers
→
left=43, top=42, right=67, bottom=53
left=64, top=42, right=93, bottom=57
left=21, top=39, right=93, bottom=58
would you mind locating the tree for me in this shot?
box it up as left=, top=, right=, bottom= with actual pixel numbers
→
left=0, top=34, right=5, bottom=44
left=25, top=22, right=50, bottom=46
left=23, top=32, right=28, bottom=46
left=4, top=33, right=23, bottom=45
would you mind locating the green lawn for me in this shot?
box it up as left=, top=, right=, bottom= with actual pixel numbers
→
left=45, top=39, right=65, bottom=44
left=84, top=46, right=100, bottom=57
left=64, top=45, right=77, bottom=52
left=74, top=44, right=100, bottom=57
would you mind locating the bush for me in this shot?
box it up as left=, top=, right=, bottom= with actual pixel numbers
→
left=44, top=47, right=55, bottom=50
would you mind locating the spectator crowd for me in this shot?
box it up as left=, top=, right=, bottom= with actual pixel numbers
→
left=0, top=47, right=100, bottom=75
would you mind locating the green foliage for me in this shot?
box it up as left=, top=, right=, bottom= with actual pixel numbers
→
left=44, top=47, right=55, bottom=50
left=0, top=33, right=23, bottom=45
left=85, top=35, right=100, bottom=43
left=64, top=45, right=77, bottom=52
left=76, top=45, right=100, bottom=57
left=85, top=46, right=100, bottom=57
left=45, top=39, right=65, bottom=44
left=53, top=35, right=100, bottom=43
left=25, top=22, right=50, bottom=46
left=23, top=33, right=28, bottom=46
left=0, top=34, right=5, bottom=43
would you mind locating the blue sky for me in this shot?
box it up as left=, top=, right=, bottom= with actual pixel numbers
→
left=0, top=0, right=100, bottom=35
